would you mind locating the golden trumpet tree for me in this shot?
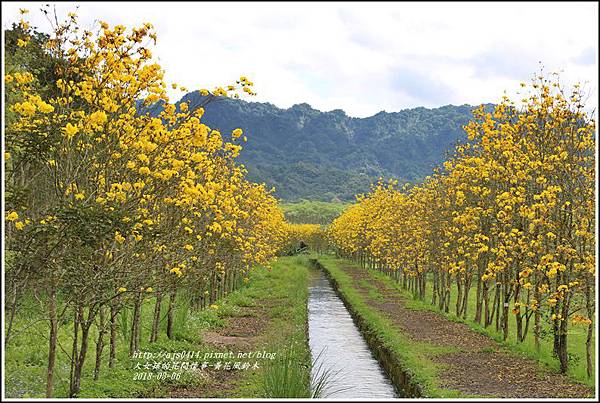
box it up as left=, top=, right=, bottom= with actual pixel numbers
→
left=4, top=9, right=286, bottom=397
left=328, top=73, right=596, bottom=376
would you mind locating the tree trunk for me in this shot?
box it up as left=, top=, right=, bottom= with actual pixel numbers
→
left=514, top=285, right=523, bottom=342
left=586, top=321, right=593, bottom=378
left=585, top=282, right=593, bottom=378
left=69, top=308, right=80, bottom=397
left=455, top=275, right=463, bottom=317
left=93, top=307, right=106, bottom=380
left=553, top=313, right=560, bottom=358
left=515, top=311, right=523, bottom=342
left=431, top=269, right=438, bottom=306
left=5, top=280, right=19, bottom=346
left=475, top=272, right=483, bottom=324
left=438, top=271, right=445, bottom=311
left=150, top=291, right=162, bottom=343
left=495, top=282, right=501, bottom=331
left=501, top=282, right=510, bottom=341
left=210, top=272, right=217, bottom=304
left=46, top=284, right=58, bottom=397
left=167, top=289, right=177, bottom=340
left=534, top=282, right=541, bottom=351
left=109, top=305, right=118, bottom=368
left=557, top=294, right=572, bottom=374
left=70, top=323, right=91, bottom=397
left=483, top=281, right=491, bottom=327
left=129, top=291, right=142, bottom=356
left=70, top=307, right=93, bottom=397
left=557, top=329, right=569, bottom=374
left=461, top=276, right=471, bottom=319
left=444, top=273, right=451, bottom=313
left=521, top=311, right=531, bottom=342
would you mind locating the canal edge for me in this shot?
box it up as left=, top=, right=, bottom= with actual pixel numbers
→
left=309, top=258, right=425, bottom=398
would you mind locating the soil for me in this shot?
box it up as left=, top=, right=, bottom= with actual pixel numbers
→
left=342, top=265, right=594, bottom=398
left=168, top=304, right=268, bottom=398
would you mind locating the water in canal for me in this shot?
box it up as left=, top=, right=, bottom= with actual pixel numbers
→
left=308, top=267, right=398, bottom=398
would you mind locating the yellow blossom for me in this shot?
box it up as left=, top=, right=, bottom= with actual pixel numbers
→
left=89, top=110, right=108, bottom=126
left=232, top=128, right=243, bottom=139
left=63, top=123, right=79, bottom=139
left=115, top=231, right=125, bottom=244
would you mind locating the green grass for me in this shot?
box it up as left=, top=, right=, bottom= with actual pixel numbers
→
left=5, top=288, right=202, bottom=398
left=4, top=256, right=312, bottom=398
left=261, top=338, right=311, bottom=398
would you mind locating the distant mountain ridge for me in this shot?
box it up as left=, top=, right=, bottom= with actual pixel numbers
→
left=151, top=94, right=486, bottom=201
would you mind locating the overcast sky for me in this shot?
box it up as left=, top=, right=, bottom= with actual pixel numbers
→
left=2, top=1, right=598, bottom=117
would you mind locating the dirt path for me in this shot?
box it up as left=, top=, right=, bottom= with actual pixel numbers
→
left=168, top=303, right=269, bottom=398
left=342, top=265, right=593, bottom=398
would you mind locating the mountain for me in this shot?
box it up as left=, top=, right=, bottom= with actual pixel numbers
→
left=156, top=94, right=483, bottom=201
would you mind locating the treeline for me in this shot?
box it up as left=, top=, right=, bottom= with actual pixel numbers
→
left=281, top=200, right=350, bottom=225
left=4, top=11, right=287, bottom=397
left=328, top=74, right=596, bottom=377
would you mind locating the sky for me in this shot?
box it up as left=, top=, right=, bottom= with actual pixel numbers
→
left=2, top=1, right=598, bottom=118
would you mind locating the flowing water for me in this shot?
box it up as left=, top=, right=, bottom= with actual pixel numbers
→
left=308, top=267, right=399, bottom=398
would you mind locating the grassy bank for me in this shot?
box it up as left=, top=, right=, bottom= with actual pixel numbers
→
left=220, top=255, right=312, bottom=398
left=4, top=256, right=311, bottom=398
left=314, top=254, right=466, bottom=398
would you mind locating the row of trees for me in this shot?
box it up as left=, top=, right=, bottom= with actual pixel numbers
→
left=4, top=11, right=287, bottom=397
left=328, top=74, right=596, bottom=377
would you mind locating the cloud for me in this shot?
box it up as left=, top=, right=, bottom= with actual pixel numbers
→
left=572, top=47, right=597, bottom=66
left=2, top=2, right=597, bottom=117
left=471, top=45, right=544, bottom=81
left=388, top=66, right=455, bottom=106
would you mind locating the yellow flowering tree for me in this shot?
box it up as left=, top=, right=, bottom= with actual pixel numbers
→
left=4, top=9, right=285, bottom=397
left=328, top=73, right=596, bottom=376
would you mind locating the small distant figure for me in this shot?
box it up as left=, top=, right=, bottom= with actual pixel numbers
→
left=297, top=241, right=309, bottom=254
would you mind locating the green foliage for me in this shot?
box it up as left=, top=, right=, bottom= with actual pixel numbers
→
left=281, top=200, right=350, bottom=225
left=170, top=293, right=193, bottom=341
left=117, top=307, right=131, bottom=344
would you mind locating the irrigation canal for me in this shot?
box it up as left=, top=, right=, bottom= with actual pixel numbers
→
left=308, top=267, right=398, bottom=398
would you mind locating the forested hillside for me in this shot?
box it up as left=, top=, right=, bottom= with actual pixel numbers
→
left=161, top=94, right=485, bottom=201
